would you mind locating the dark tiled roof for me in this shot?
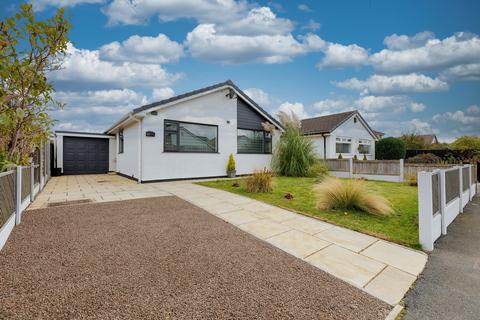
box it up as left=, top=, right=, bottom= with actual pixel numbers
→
left=132, top=80, right=282, bottom=129
left=55, top=130, right=114, bottom=137
left=417, top=134, right=438, bottom=145
left=300, top=111, right=357, bottom=135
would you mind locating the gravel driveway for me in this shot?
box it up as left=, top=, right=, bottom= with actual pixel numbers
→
left=0, top=197, right=390, bottom=319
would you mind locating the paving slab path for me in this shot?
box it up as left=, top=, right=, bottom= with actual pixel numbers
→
left=28, top=174, right=428, bottom=311
left=404, top=192, right=480, bottom=320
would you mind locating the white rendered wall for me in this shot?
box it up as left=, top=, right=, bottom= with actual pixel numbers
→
left=140, top=89, right=279, bottom=181
left=116, top=122, right=139, bottom=179
left=330, top=116, right=376, bottom=160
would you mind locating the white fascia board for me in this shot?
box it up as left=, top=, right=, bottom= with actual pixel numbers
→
left=55, top=132, right=115, bottom=139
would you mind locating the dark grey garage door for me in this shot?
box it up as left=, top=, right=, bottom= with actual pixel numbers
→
left=63, top=137, right=109, bottom=174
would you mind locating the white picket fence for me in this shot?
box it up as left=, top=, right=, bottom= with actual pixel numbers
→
left=418, top=164, right=477, bottom=251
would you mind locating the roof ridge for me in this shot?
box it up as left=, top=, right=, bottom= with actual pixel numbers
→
left=301, top=110, right=357, bottom=122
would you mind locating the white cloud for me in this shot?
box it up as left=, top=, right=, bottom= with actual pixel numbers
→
left=302, top=19, right=321, bottom=31
left=466, top=105, right=480, bottom=114
left=32, top=0, right=103, bottom=11
left=439, top=63, right=480, bottom=81
left=276, top=102, right=309, bottom=119
left=429, top=105, right=480, bottom=139
left=312, top=99, right=353, bottom=115
left=335, top=73, right=448, bottom=95
left=383, top=31, right=435, bottom=51
left=51, top=88, right=149, bottom=132
left=51, top=43, right=182, bottom=90
left=151, top=87, right=175, bottom=101
left=185, top=24, right=315, bottom=64
left=407, top=118, right=434, bottom=133
left=99, top=33, right=183, bottom=64
left=298, top=4, right=312, bottom=12
left=217, top=7, right=293, bottom=36
left=409, top=102, right=426, bottom=113
left=244, top=88, right=271, bottom=107
left=102, top=0, right=248, bottom=26
left=370, top=32, right=480, bottom=74
left=317, top=43, right=369, bottom=69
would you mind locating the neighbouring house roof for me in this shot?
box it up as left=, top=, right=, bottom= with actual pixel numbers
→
left=417, top=134, right=439, bottom=145
left=300, top=110, right=377, bottom=141
left=373, top=130, right=385, bottom=139
left=300, top=111, right=357, bottom=135
left=55, top=130, right=114, bottom=137
left=105, top=80, right=283, bottom=134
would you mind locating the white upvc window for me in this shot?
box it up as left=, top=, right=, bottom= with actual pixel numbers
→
left=358, top=139, right=372, bottom=154
left=335, top=137, right=352, bottom=154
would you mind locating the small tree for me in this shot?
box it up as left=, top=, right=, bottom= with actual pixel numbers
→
left=376, top=138, right=406, bottom=160
left=450, top=136, right=480, bottom=159
left=400, top=131, right=426, bottom=149
left=0, top=4, right=71, bottom=167
left=226, top=153, right=236, bottom=172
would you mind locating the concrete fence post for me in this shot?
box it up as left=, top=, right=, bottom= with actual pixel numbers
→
left=439, top=169, right=447, bottom=235
left=469, top=165, right=473, bottom=201
left=399, top=159, right=404, bottom=182
left=348, top=158, right=353, bottom=178
left=30, top=164, right=34, bottom=201
left=418, top=171, right=434, bottom=251
left=458, top=166, right=463, bottom=214
left=15, top=167, right=22, bottom=225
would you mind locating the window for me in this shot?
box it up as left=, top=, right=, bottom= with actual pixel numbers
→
left=358, top=139, right=371, bottom=154
left=335, top=137, right=351, bottom=154
left=164, top=120, right=218, bottom=153
left=118, top=129, right=124, bottom=153
left=237, top=129, right=272, bottom=154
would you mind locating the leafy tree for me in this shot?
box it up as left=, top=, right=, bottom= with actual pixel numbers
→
left=375, top=137, right=406, bottom=160
left=400, top=132, right=426, bottom=149
left=450, top=136, right=480, bottom=159
left=0, top=3, right=70, bottom=167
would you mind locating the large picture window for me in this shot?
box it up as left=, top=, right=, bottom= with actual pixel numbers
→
left=164, top=120, right=218, bottom=153
left=237, top=129, right=272, bottom=154
left=118, top=129, right=124, bottom=154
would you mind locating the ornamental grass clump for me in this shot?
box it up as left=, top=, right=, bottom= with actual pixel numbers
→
left=272, top=111, right=316, bottom=177
left=315, top=177, right=394, bottom=216
left=246, top=169, right=274, bottom=193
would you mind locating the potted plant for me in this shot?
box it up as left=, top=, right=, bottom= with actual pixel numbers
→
left=226, top=153, right=236, bottom=178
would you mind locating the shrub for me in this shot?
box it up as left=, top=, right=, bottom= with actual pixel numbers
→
left=376, top=138, right=406, bottom=160
left=404, top=173, right=418, bottom=186
left=353, top=154, right=358, bottom=160
left=246, top=169, right=273, bottom=193
left=406, top=153, right=441, bottom=164
left=315, top=177, right=393, bottom=216
left=363, top=154, right=367, bottom=160
left=272, top=111, right=316, bottom=177
left=226, top=153, right=236, bottom=172
left=338, top=153, right=343, bottom=159
left=308, top=160, right=329, bottom=180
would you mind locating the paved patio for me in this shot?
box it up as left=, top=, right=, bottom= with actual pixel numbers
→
left=29, top=174, right=428, bottom=309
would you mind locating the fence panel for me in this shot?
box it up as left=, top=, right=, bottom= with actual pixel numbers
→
left=21, top=167, right=31, bottom=201
left=445, top=169, right=459, bottom=204
left=404, top=163, right=453, bottom=176
left=325, top=159, right=350, bottom=172
left=353, top=160, right=400, bottom=175
left=462, top=167, right=470, bottom=192
left=432, top=173, right=440, bottom=215
left=0, top=171, right=16, bottom=228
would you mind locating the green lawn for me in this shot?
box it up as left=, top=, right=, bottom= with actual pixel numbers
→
left=197, top=177, right=420, bottom=249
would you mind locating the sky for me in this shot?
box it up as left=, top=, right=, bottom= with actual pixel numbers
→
left=2, top=0, right=480, bottom=141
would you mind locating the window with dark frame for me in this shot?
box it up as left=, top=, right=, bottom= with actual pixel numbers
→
left=164, top=120, right=218, bottom=153
left=237, top=129, right=272, bottom=154
left=118, top=129, right=124, bottom=154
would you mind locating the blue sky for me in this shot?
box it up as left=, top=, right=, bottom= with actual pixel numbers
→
left=3, top=0, right=480, bottom=141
